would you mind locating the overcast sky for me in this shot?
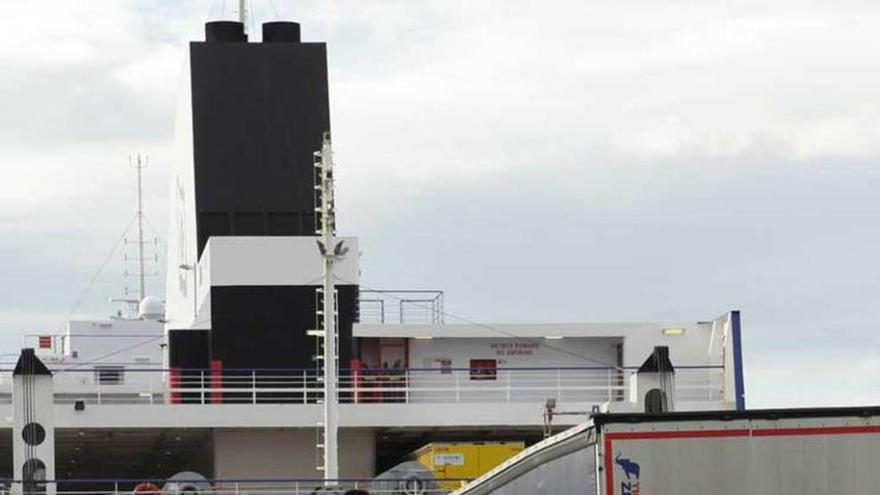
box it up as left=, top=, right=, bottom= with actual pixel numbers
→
left=1, top=0, right=879, bottom=407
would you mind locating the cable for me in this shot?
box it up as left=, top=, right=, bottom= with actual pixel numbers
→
left=142, top=215, right=164, bottom=246
left=335, top=276, right=623, bottom=370
left=54, top=335, right=166, bottom=374
left=64, top=214, right=138, bottom=323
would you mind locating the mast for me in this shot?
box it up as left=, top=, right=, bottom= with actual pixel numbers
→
left=239, top=0, right=247, bottom=32
left=316, top=132, right=341, bottom=483
left=135, top=154, right=147, bottom=302
left=112, top=154, right=152, bottom=318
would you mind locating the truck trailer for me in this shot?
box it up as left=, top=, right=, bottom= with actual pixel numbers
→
left=451, top=406, right=880, bottom=495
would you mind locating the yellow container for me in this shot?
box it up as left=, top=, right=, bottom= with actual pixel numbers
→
left=413, top=441, right=525, bottom=490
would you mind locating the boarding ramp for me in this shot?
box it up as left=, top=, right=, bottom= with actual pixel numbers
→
left=450, top=423, right=598, bottom=495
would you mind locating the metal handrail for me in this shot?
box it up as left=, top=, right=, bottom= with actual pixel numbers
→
left=0, top=366, right=725, bottom=406
left=1, top=478, right=459, bottom=495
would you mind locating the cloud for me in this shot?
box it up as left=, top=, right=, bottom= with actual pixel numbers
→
left=2, top=0, right=880, bottom=407
left=748, top=350, right=880, bottom=408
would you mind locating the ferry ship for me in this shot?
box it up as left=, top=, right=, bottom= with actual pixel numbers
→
left=1, top=14, right=745, bottom=495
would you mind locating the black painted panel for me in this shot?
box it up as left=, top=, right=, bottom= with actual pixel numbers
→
left=209, top=285, right=358, bottom=371
left=267, top=212, right=299, bottom=235
left=189, top=40, right=330, bottom=255
left=231, top=211, right=264, bottom=235
left=168, top=330, right=211, bottom=369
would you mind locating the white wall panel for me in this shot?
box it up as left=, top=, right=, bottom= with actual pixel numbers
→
left=203, top=236, right=359, bottom=287
left=213, top=428, right=374, bottom=479
left=359, top=322, right=722, bottom=368
left=164, top=49, right=199, bottom=330
left=409, top=337, right=620, bottom=370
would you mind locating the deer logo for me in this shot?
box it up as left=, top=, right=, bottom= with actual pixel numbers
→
left=615, top=452, right=640, bottom=480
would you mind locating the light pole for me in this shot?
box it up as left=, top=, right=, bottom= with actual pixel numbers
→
left=315, top=132, right=348, bottom=484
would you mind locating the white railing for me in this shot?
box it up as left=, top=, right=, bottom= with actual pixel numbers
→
left=0, top=367, right=724, bottom=406
left=8, top=480, right=453, bottom=495
left=358, top=290, right=444, bottom=324
left=346, top=368, right=629, bottom=404
left=674, top=366, right=726, bottom=402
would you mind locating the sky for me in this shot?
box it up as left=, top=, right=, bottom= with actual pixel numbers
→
left=1, top=0, right=879, bottom=408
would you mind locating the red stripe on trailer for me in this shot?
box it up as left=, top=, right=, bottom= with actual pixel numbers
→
left=604, top=437, right=614, bottom=495
left=606, top=429, right=751, bottom=441
left=210, top=360, right=223, bottom=404
left=751, top=425, right=880, bottom=437
left=604, top=425, right=880, bottom=494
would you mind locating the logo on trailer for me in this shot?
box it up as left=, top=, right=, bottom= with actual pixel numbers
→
left=615, top=452, right=641, bottom=495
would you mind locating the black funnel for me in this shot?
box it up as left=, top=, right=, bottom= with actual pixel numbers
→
left=262, top=22, right=301, bottom=43
left=206, top=21, right=248, bottom=42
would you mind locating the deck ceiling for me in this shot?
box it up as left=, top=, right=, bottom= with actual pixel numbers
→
left=0, top=428, right=212, bottom=482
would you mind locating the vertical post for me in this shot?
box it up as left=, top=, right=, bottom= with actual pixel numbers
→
left=455, top=370, right=461, bottom=402
left=505, top=369, right=511, bottom=403
left=708, top=368, right=713, bottom=401
left=607, top=368, right=611, bottom=402
left=200, top=370, right=205, bottom=405
left=730, top=310, right=746, bottom=411
left=211, top=359, right=223, bottom=404
left=556, top=368, right=562, bottom=402
left=353, top=366, right=360, bottom=404
left=238, top=0, right=247, bottom=30
left=317, top=132, right=340, bottom=483
left=252, top=371, right=257, bottom=405
left=12, top=350, right=57, bottom=495
left=169, top=368, right=180, bottom=405
left=302, top=369, right=307, bottom=404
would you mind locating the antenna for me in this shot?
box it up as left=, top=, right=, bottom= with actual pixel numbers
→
left=239, top=0, right=247, bottom=32
left=116, top=154, right=160, bottom=319
left=131, top=154, right=148, bottom=302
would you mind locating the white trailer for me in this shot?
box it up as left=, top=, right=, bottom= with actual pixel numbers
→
left=452, top=407, right=880, bottom=495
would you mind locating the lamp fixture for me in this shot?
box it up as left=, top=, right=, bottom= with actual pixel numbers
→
left=662, top=327, right=686, bottom=336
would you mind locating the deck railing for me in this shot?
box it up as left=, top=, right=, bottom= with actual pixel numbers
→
left=0, top=366, right=723, bottom=406
left=1, top=478, right=458, bottom=495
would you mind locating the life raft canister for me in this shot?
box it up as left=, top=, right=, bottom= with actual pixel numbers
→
left=132, top=482, right=160, bottom=495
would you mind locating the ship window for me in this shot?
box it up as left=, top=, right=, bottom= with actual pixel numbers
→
left=94, top=366, right=124, bottom=385
left=470, top=359, right=497, bottom=381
